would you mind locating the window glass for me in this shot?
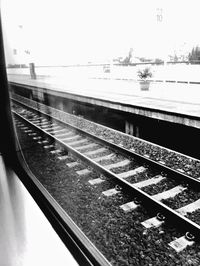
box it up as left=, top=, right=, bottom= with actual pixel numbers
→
left=2, top=1, right=200, bottom=264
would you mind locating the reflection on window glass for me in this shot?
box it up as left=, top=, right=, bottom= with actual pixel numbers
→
left=2, top=0, right=200, bottom=265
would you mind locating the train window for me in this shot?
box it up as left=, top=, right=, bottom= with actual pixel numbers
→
left=2, top=0, right=200, bottom=265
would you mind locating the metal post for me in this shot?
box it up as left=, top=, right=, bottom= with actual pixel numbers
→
left=29, top=62, right=36, bottom=79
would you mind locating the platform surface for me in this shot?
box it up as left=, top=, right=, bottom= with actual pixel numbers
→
left=8, top=74, right=200, bottom=119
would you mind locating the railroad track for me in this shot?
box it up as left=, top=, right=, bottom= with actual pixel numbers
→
left=12, top=100, right=200, bottom=254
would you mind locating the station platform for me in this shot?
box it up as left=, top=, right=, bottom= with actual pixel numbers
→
left=8, top=74, right=200, bottom=129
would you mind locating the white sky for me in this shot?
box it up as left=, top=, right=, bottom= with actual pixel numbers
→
left=1, top=0, right=200, bottom=65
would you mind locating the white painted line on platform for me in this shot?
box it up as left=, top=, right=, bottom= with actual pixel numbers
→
left=50, top=149, right=62, bottom=154
left=83, top=147, right=107, bottom=156
left=102, top=188, right=119, bottom=197
left=76, top=169, right=91, bottom=175
left=152, top=185, right=186, bottom=201
left=104, top=159, right=130, bottom=170
left=75, top=143, right=98, bottom=151
left=120, top=201, right=138, bottom=212
left=88, top=178, right=105, bottom=185
left=176, top=199, right=200, bottom=216
left=67, top=162, right=79, bottom=168
left=117, top=166, right=146, bottom=179
left=93, top=153, right=114, bottom=163
left=168, top=236, right=194, bottom=252
left=141, top=217, right=164, bottom=228
left=133, top=175, right=165, bottom=188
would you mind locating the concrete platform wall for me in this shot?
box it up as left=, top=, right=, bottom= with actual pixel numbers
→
left=10, top=83, right=200, bottom=159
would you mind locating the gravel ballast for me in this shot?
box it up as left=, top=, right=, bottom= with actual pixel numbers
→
left=13, top=114, right=200, bottom=266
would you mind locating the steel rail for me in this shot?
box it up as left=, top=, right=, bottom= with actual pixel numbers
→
left=12, top=97, right=200, bottom=190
